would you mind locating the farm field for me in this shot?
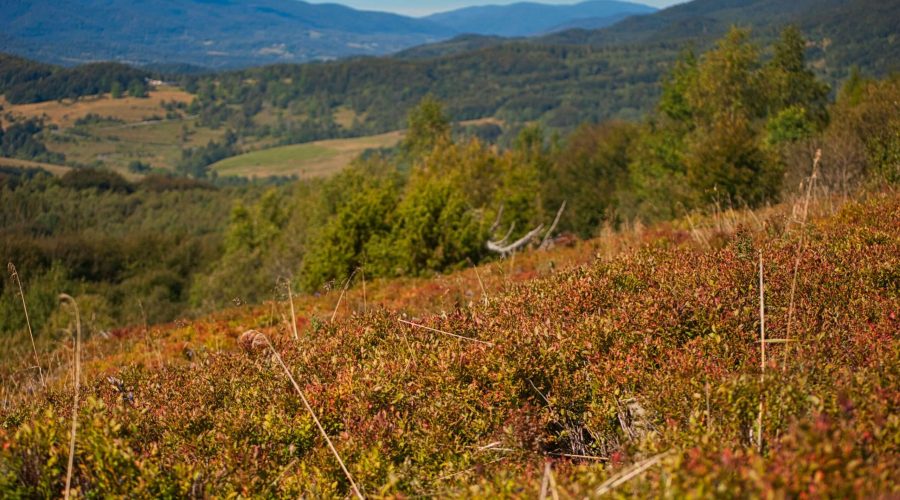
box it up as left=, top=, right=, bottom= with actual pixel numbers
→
left=212, top=130, right=404, bottom=178
left=211, top=118, right=503, bottom=179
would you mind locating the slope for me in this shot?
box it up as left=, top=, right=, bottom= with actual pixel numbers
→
left=1, top=193, right=897, bottom=496
left=542, top=0, right=900, bottom=75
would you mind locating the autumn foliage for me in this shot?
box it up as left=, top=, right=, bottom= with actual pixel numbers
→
left=1, top=191, right=897, bottom=497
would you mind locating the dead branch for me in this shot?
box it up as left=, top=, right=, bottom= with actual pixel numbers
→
left=487, top=202, right=566, bottom=256
left=487, top=224, right=545, bottom=256
left=540, top=201, right=568, bottom=250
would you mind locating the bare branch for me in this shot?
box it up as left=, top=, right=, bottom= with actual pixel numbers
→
left=487, top=224, right=544, bottom=256
left=486, top=202, right=567, bottom=256
left=399, top=318, right=494, bottom=346
left=494, top=222, right=517, bottom=247
left=540, top=201, right=568, bottom=250
left=489, top=204, right=505, bottom=234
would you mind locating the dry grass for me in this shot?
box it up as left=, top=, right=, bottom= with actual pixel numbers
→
left=595, top=451, right=673, bottom=496
left=785, top=149, right=822, bottom=355
left=7, top=263, right=44, bottom=388
left=58, top=294, right=82, bottom=500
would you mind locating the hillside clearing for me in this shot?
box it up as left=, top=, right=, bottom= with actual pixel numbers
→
left=212, top=131, right=404, bottom=178
left=0, top=157, right=70, bottom=175
left=1, top=87, right=195, bottom=128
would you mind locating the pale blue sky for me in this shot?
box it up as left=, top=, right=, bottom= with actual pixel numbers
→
left=313, top=0, right=686, bottom=17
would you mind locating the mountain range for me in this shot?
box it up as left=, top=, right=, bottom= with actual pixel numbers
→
left=0, top=0, right=657, bottom=68
left=424, top=1, right=657, bottom=37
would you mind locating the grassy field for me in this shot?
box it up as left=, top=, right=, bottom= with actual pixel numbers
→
left=45, top=117, right=228, bottom=173
left=1, top=86, right=194, bottom=128
left=3, top=88, right=501, bottom=178
left=1, top=86, right=234, bottom=174
left=0, top=157, right=70, bottom=175
left=212, top=130, right=404, bottom=178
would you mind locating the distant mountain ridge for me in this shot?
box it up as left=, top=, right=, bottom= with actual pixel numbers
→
left=425, top=0, right=657, bottom=37
left=0, top=0, right=454, bottom=68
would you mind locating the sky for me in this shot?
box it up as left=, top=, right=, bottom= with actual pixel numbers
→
left=311, top=0, right=686, bottom=17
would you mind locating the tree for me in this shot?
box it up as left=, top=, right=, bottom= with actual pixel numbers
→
left=372, top=175, right=484, bottom=276
left=127, top=79, right=148, bottom=98
left=760, top=27, right=833, bottom=192
left=545, top=122, right=637, bottom=234
left=683, top=28, right=779, bottom=206
left=765, top=25, right=830, bottom=131
left=404, top=96, right=451, bottom=157
left=301, top=173, right=400, bottom=290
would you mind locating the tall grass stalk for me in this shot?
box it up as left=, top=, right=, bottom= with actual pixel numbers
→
left=59, top=294, right=82, bottom=500
left=539, top=461, right=559, bottom=500
left=287, top=281, right=299, bottom=341
left=757, top=251, right=766, bottom=453
left=399, top=319, right=494, bottom=346
left=8, top=263, right=44, bottom=388
left=473, top=263, right=489, bottom=305
left=331, top=269, right=358, bottom=323
left=361, top=266, right=367, bottom=314
left=250, top=331, right=364, bottom=499
left=784, top=149, right=821, bottom=369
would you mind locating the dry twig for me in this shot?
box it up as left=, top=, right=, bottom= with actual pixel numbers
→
left=8, top=263, right=44, bottom=388
left=331, top=269, right=358, bottom=323
left=595, top=451, right=672, bottom=496
left=398, top=319, right=494, bottom=346
left=757, top=251, right=766, bottom=453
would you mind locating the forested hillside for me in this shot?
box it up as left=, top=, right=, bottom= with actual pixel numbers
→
left=2, top=0, right=896, bottom=154
left=175, top=0, right=899, bottom=144
left=0, top=54, right=149, bottom=104
left=0, top=0, right=453, bottom=68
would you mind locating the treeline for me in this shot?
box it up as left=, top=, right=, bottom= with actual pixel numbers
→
left=173, top=41, right=672, bottom=144
left=0, top=118, right=65, bottom=164
left=192, top=27, right=899, bottom=307
left=0, top=53, right=149, bottom=104
left=0, top=168, right=242, bottom=343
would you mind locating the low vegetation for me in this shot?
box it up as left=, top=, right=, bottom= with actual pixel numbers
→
left=1, top=187, right=897, bottom=497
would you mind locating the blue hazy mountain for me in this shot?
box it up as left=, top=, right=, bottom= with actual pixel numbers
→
left=424, top=0, right=657, bottom=37
left=0, top=0, right=455, bottom=68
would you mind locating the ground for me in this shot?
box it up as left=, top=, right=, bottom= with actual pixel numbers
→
left=1, top=192, right=897, bottom=498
